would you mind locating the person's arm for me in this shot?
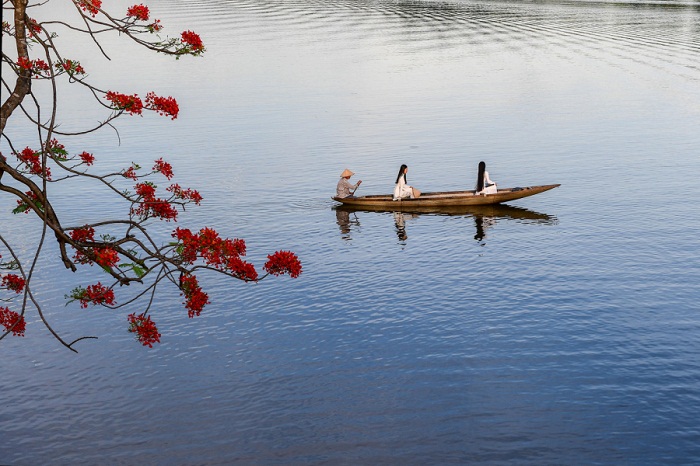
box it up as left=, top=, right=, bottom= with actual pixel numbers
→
left=484, top=171, right=495, bottom=186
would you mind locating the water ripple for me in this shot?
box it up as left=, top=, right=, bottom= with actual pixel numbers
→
left=4, top=0, right=700, bottom=464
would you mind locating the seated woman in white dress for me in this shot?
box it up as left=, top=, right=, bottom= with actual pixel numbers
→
left=393, top=164, right=415, bottom=200
left=475, top=161, right=497, bottom=195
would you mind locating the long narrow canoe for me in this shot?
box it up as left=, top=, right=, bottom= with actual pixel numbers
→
left=332, top=184, right=560, bottom=209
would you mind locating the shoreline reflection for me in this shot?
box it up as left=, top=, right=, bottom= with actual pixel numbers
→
left=334, top=204, right=558, bottom=244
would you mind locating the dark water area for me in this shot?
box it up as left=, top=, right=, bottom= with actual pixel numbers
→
left=2, top=0, right=700, bottom=463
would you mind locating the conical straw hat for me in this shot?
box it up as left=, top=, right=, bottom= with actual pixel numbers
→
left=340, top=168, right=354, bottom=178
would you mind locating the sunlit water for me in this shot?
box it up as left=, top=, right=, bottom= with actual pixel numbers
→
left=2, top=0, right=700, bottom=463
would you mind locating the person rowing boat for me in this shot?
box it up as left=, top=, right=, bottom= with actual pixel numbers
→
left=336, top=168, right=362, bottom=198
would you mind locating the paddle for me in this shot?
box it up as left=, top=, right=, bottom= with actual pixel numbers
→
left=352, top=180, right=362, bottom=197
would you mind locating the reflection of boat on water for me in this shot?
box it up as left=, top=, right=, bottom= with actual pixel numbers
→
left=334, top=202, right=557, bottom=224
left=335, top=208, right=360, bottom=240
left=333, top=203, right=558, bottom=243
left=393, top=211, right=410, bottom=241
left=332, top=184, right=560, bottom=209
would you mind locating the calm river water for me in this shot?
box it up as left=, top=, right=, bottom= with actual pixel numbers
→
left=2, top=0, right=700, bottom=464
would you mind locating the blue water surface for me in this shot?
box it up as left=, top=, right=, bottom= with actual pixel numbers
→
left=2, top=0, right=700, bottom=464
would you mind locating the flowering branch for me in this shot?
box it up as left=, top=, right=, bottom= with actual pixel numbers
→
left=1, top=0, right=301, bottom=350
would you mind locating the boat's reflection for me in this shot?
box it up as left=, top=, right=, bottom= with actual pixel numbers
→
left=335, top=208, right=361, bottom=241
left=334, top=203, right=558, bottom=243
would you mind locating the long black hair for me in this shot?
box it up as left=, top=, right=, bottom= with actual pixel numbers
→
left=395, top=164, right=408, bottom=184
left=476, top=161, right=486, bottom=191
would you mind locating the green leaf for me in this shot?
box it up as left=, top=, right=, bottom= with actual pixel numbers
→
left=118, top=262, right=147, bottom=278
left=12, top=204, right=29, bottom=214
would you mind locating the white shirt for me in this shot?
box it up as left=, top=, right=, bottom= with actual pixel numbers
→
left=476, top=171, right=497, bottom=194
left=393, top=175, right=413, bottom=200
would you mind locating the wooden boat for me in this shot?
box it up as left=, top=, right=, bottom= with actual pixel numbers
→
left=332, top=184, right=560, bottom=209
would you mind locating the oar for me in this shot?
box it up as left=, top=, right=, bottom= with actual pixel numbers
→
left=352, top=181, right=362, bottom=197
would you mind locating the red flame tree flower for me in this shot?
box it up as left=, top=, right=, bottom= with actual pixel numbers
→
left=1, top=1, right=301, bottom=351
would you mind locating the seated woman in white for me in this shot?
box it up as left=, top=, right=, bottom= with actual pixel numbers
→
left=393, top=164, right=414, bottom=200
left=475, top=161, right=497, bottom=195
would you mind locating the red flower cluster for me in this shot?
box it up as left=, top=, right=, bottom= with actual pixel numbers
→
left=122, top=166, right=139, bottom=180
left=147, top=19, right=162, bottom=33
left=73, top=242, right=119, bottom=269
left=135, top=182, right=156, bottom=199
left=45, top=138, right=67, bottom=157
left=106, top=91, right=180, bottom=119
left=145, top=200, right=178, bottom=221
left=14, top=190, right=43, bottom=214
left=72, top=282, right=116, bottom=308
left=77, top=0, right=102, bottom=16
left=153, top=158, right=174, bottom=179
left=34, top=59, right=50, bottom=74
left=78, top=151, right=95, bottom=165
left=16, top=146, right=40, bottom=172
left=132, top=182, right=178, bottom=221
left=17, top=57, right=50, bottom=76
left=126, top=4, right=150, bottom=21
left=127, top=313, right=161, bottom=347
left=69, top=225, right=96, bottom=264
left=173, top=227, right=257, bottom=281
left=57, top=59, right=86, bottom=75
left=17, top=57, right=31, bottom=70
left=106, top=91, right=144, bottom=115
left=180, top=274, right=210, bottom=318
left=27, top=18, right=42, bottom=37
left=180, top=30, right=204, bottom=53
left=145, top=92, right=179, bottom=119
left=70, top=225, right=96, bottom=243
left=1, top=274, right=26, bottom=294
left=167, top=184, right=203, bottom=205
left=93, top=248, right=120, bottom=268
left=0, top=307, right=26, bottom=337
left=15, top=146, right=51, bottom=178
left=264, top=251, right=302, bottom=278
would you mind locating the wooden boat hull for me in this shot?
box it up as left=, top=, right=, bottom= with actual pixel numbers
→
left=333, top=184, right=560, bottom=209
